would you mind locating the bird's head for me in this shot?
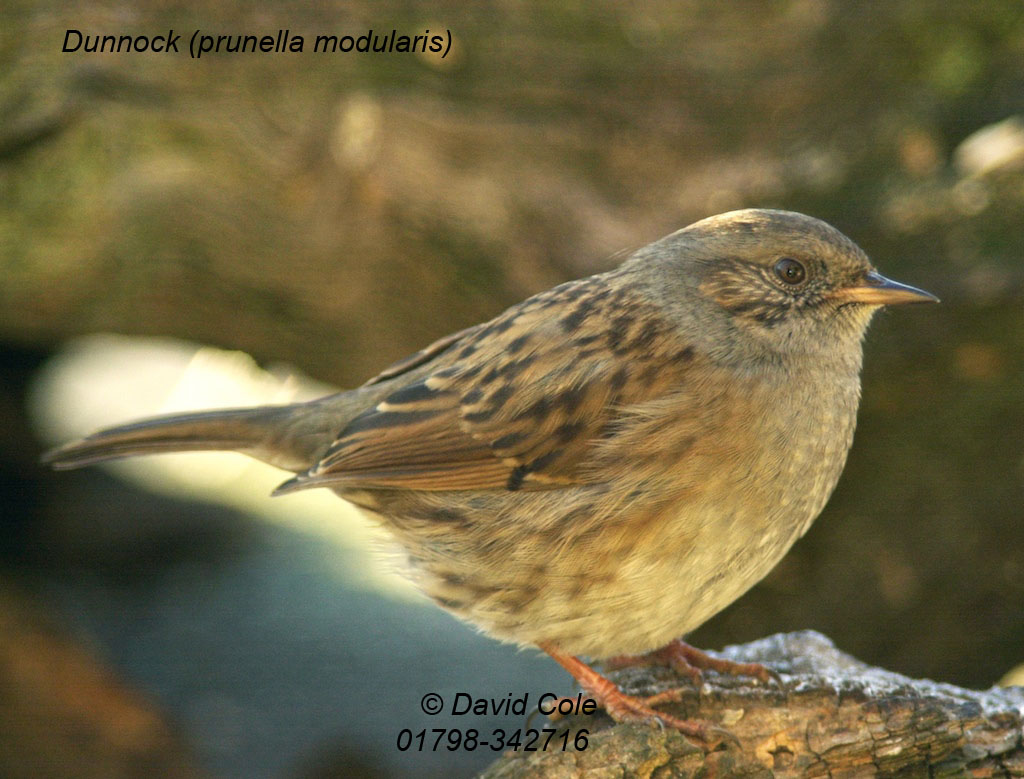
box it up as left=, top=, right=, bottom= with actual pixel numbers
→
left=639, top=209, right=937, bottom=367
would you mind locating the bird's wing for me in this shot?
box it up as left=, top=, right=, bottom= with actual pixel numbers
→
left=276, top=274, right=697, bottom=494
left=362, top=324, right=485, bottom=386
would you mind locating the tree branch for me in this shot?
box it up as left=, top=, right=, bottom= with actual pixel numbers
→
left=481, top=631, right=1024, bottom=778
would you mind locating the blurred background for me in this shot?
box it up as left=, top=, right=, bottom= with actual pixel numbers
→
left=2, top=1, right=1023, bottom=776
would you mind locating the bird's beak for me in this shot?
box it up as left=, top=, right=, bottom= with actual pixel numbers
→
left=832, top=271, right=939, bottom=306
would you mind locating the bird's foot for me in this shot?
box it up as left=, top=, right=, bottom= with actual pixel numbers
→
left=542, top=646, right=735, bottom=751
left=605, top=638, right=781, bottom=686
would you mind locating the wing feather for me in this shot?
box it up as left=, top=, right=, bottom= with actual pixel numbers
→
left=282, top=272, right=699, bottom=493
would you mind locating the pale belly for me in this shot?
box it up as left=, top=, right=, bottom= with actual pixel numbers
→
left=356, top=368, right=860, bottom=659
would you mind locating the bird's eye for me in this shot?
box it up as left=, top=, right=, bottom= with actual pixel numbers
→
left=774, top=258, right=806, bottom=285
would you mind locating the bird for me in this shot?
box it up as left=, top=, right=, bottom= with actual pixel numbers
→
left=43, top=209, right=937, bottom=744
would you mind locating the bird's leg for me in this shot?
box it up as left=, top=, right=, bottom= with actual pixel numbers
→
left=604, top=638, right=780, bottom=685
left=541, top=645, right=730, bottom=749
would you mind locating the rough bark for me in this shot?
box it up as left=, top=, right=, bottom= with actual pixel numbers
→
left=480, top=631, right=1024, bottom=778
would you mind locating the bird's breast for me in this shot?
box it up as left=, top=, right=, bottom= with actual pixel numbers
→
left=351, top=362, right=864, bottom=659
left=648, top=365, right=862, bottom=634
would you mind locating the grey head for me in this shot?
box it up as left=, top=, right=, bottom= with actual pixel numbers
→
left=628, top=209, right=937, bottom=367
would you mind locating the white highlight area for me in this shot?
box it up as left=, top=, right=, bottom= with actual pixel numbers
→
left=29, top=334, right=421, bottom=600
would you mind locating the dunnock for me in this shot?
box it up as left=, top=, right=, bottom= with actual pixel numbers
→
left=44, top=209, right=937, bottom=741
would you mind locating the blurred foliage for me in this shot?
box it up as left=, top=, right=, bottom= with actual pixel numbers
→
left=4, top=1, right=1022, bottom=380
left=2, top=0, right=1024, bottom=775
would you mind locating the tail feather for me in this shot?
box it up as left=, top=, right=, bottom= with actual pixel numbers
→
left=41, top=403, right=328, bottom=473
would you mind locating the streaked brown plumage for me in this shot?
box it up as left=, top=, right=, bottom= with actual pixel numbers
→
left=43, top=209, right=937, bottom=741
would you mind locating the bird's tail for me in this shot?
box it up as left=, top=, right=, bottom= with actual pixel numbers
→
left=41, top=401, right=333, bottom=473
